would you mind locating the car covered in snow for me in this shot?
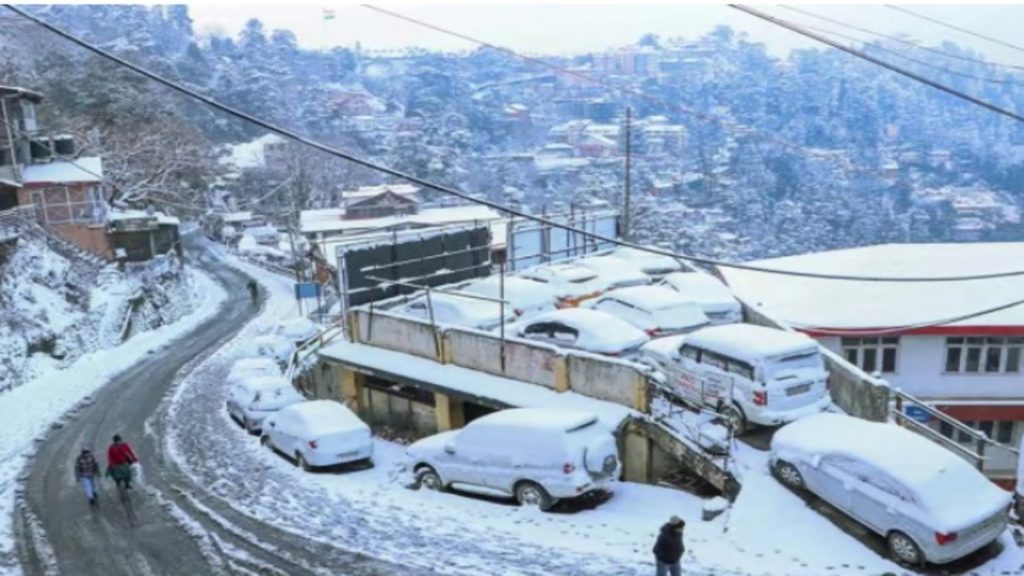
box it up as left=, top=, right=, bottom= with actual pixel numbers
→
left=574, top=255, right=652, bottom=291
left=605, top=246, right=684, bottom=279
left=640, top=324, right=830, bottom=434
left=393, top=291, right=517, bottom=330
left=226, top=357, right=281, bottom=388
left=659, top=272, right=743, bottom=325
left=514, top=308, right=649, bottom=357
left=581, top=285, right=709, bottom=338
left=770, top=413, right=1012, bottom=566
left=226, top=374, right=304, bottom=434
left=454, top=275, right=558, bottom=319
left=269, top=317, right=321, bottom=345
left=519, top=263, right=605, bottom=307
left=261, top=400, right=373, bottom=470
left=235, top=334, right=296, bottom=369
left=407, top=408, right=620, bottom=510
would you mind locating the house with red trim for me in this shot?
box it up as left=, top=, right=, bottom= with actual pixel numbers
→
left=720, top=243, right=1024, bottom=484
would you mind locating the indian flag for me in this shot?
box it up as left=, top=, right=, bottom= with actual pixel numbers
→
left=322, top=7, right=336, bottom=21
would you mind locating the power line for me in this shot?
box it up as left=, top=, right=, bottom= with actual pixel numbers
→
left=12, top=5, right=1024, bottom=283
left=885, top=5, right=1024, bottom=56
left=780, top=5, right=1024, bottom=72
left=730, top=4, right=1024, bottom=124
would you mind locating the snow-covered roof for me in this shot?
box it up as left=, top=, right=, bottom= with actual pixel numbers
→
left=469, top=408, right=597, bottom=433
left=772, top=413, right=1011, bottom=531
left=21, top=157, right=103, bottom=185
left=342, top=183, right=420, bottom=201
left=300, top=205, right=501, bottom=235
left=220, top=134, right=286, bottom=170
left=720, top=243, right=1024, bottom=330
left=685, top=324, right=817, bottom=361
left=108, top=209, right=180, bottom=226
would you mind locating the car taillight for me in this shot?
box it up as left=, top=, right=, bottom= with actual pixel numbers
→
left=645, top=328, right=662, bottom=337
left=753, top=390, right=768, bottom=406
left=935, top=532, right=958, bottom=546
left=562, top=463, right=576, bottom=474
left=308, top=440, right=318, bottom=450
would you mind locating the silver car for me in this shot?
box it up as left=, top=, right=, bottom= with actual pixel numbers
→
left=770, top=413, right=1011, bottom=566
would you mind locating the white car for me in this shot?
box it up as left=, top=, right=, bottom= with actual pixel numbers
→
left=515, top=308, right=649, bottom=357
left=226, top=374, right=304, bottom=433
left=269, top=317, right=321, bottom=344
left=660, top=272, right=743, bottom=324
left=605, top=246, right=684, bottom=278
left=456, top=276, right=557, bottom=318
left=261, top=400, right=374, bottom=470
left=582, top=285, right=709, bottom=338
left=520, top=263, right=604, bottom=306
left=235, top=334, right=296, bottom=368
left=771, top=413, right=1011, bottom=566
left=407, top=408, right=620, bottom=510
left=394, top=291, right=517, bottom=330
left=226, top=357, right=281, bottom=388
left=575, top=255, right=652, bottom=291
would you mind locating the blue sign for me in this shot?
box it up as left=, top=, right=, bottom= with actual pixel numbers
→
left=294, top=282, right=322, bottom=300
left=905, top=405, right=933, bottom=423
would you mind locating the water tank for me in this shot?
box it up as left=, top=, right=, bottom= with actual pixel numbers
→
left=29, top=138, right=51, bottom=161
left=52, top=135, right=75, bottom=156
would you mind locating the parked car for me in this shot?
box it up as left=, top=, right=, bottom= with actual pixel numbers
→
left=520, top=263, right=605, bottom=307
left=455, top=275, right=557, bottom=318
left=235, top=334, right=296, bottom=369
left=226, top=357, right=282, bottom=388
left=1016, top=435, right=1024, bottom=520
left=406, top=408, right=620, bottom=511
left=771, top=413, right=1012, bottom=566
left=575, top=255, right=652, bottom=291
left=226, top=374, right=304, bottom=434
left=394, top=291, right=517, bottom=330
left=640, top=324, right=831, bottom=434
left=605, top=246, right=684, bottom=279
left=261, top=400, right=374, bottom=470
left=269, top=317, right=321, bottom=345
left=660, top=272, right=743, bottom=325
left=581, top=285, right=709, bottom=337
left=515, top=308, right=649, bottom=357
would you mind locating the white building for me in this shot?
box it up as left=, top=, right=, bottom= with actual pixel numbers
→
left=721, top=243, right=1024, bottom=481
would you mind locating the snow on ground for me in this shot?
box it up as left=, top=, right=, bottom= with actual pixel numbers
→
left=162, top=258, right=1024, bottom=576
left=0, top=270, right=227, bottom=576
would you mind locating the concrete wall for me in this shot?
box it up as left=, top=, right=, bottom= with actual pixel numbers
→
left=566, top=353, right=647, bottom=410
left=445, top=328, right=561, bottom=390
left=353, top=309, right=440, bottom=360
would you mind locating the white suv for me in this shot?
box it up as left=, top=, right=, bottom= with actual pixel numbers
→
left=406, top=408, right=620, bottom=511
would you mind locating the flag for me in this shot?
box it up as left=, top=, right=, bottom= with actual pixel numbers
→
left=322, top=8, right=336, bottom=21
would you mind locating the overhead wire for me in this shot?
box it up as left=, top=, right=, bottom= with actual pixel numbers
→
left=885, top=5, right=1024, bottom=57
left=13, top=4, right=1024, bottom=282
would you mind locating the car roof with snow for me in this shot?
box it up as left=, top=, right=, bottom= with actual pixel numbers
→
left=469, top=408, right=599, bottom=433
left=458, top=276, right=556, bottom=305
left=773, top=413, right=1011, bottom=529
left=272, top=317, right=320, bottom=341
left=607, top=246, right=683, bottom=271
left=661, top=272, right=739, bottom=305
left=522, top=263, right=598, bottom=283
left=235, top=375, right=291, bottom=390
left=231, top=357, right=280, bottom=372
left=684, top=324, right=818, bottom=361
left=576, top=255, right=648, bottom=277
left=403, top=292, right=510, bottom=325
left=596, top=285, right=697, bottom=311
left=280, top=400, right=367, bottom=435
left=525, top=308, right=640, bottom=335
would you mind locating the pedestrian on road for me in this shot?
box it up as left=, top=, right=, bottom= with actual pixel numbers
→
left=106, top=434, right=139, bottom=491
left=246, top=279, right=260, bottom=307
left=652, top=515, right=685, bottom=576
left=74, top=448, right=100, bottom=506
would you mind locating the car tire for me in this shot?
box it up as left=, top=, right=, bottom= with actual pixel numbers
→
left=242, top=416, right=254, bottom=434
left=296, top=453, right=311, bottom=472
left=888, top=531, right=923, bottom=566
left=722, top=404, right=748, bottom=436
left=514, top=481, right=553, bottom=511
left=416, top=466, right=444, bottom=492
left=773, top=460, right=804, bottom=490
left=260, top=435, right=271, bottom=448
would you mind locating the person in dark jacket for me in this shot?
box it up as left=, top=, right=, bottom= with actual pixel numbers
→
left=74, top=448, right=100, bottom=506
left=652, top=515, right=685, bottom=576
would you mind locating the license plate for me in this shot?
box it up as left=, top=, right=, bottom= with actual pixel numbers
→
left=786, top=383, right=811, bottom=396
left=338, top=450, right=359, bottom=458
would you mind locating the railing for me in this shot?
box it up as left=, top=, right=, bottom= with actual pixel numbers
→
left=285, top=316, right=349, bottom=381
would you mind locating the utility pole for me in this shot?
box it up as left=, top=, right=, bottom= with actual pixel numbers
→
left=623, top=106, right=632, bottom=242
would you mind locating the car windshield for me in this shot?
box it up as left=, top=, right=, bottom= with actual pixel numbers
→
left=765, top=350, right=823, bottom=378
left=567, top=273, right=598, bottom=284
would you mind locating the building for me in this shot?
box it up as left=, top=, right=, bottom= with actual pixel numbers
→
left=720, top=243, right=1024, bottom=480
left=108, top=209, right=182, bottom=262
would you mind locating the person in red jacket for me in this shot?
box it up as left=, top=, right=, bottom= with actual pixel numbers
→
left=106, top=434, right=139, bottom=490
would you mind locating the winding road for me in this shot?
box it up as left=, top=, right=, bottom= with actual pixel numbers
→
left=14, top=237, right=427, bottom=576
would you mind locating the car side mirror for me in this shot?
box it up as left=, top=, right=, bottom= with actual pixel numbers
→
left=443, top=443, right=455, bottom=455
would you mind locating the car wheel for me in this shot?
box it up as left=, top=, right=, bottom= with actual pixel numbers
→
left=722, top=404, right=748, bottom=436
left=416, top=466, right=443, bottom=491
left=773, top=460, right=804, bottom=490
left=260, top=435, right=271, bottom=448
left=242, top=416, right=253, bottom=433
left=296, top=453, right=311, bottom=472
left=888, top=531, right=923, bottom=566
left=515, top=481, right=553, bottom=511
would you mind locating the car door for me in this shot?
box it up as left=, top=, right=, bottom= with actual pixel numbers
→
left=810, top=454, right=857, bottom=513
left=443, top=429, right=483, bottom=487
left=845, top=464, right=902, bottom=533
left=672, top=344, right=705, bottom=404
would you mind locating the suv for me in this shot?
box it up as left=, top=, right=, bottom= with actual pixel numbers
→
left=406, top=408, right=620, bottom=511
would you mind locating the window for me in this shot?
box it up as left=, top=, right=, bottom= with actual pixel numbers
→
left=841, top=337, right=899, bottom=374
left=944, top=336, right=1024, bottom=374
left=728, top=359, right=755, bottom=381
left=680, top=345, right=700, bottom=362
left=523, top=322, right=553, bottom=336
left=550, top=323, right=579, bottom=343
left=703, top=351, right=728, bottom=371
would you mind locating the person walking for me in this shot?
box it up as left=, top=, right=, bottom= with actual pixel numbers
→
left=652, top=515, right=685, bottom=576
left=74, top=448, right=100, bottom=506
left=106, top=434, right=139, bottom=491
left=246, top=279, right=260, bottom=307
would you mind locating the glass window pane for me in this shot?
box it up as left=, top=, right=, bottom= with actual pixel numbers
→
left=882, top=348, right=897, bottom=373
left=987, top=337, right=1006, bottom=345
left=979, top=421, right=994, bottom=438
left=939, top=421, right=953, bottom=438
left=1006, top=348, right=1021, bottom=373
left=985, top=347, right=1003, bottom=373
left=862, top=337, right=880, bottom=345
left=862, top=348, right=878, bottom=373
left=841, top=338, right=859, bottom=346
left=882, top=337, right=900, bottom=345
left=967, top=337, right=984, bottom=344
left=845, top=348, right=859, bottom=365
left=997, top=422, right=1014, bottom=444
left=1008, top=337, right=1024, bottom=344
left=947, top=337, right=965, bottom=344
left=945, top=347, right=962, bottom=372
left=965, top=347, right=982, bottom=372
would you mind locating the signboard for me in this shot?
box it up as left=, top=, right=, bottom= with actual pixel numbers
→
left=294, top=282, right=322, bottom=300
left=904, top=405, right=933, bottom=423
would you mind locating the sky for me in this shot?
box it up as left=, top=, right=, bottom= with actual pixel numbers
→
left=185, top=3, right=1024, bottom=63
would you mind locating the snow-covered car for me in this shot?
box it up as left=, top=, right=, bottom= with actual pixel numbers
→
left=515, top=308, right=649, bottom=357
left=519, top=263, right=605, bottom=307
left=770, top=413, right=1012, bottom=566
left=261, top=400, right=374, bottom=470
left=1016, top=435, right=1024, bottom=520
left=640, top=324, right=831, bottom=434
left=407, top=408, right=620, bottom=511
left=605, top=246, right=684, bottom=279
left=574, top=255, right=652, bottom=291
left=226, top=357, right=281, bottom=388
left=660, top=272, right=743, bottom=325
left=269, top=317, right=321, bottom=345
left=393, top=291, right=517, bottom=330
left=226, top=375, right=304, bottom=434
left=455, top=275, right=557, bottom=318
left=235, top=334, right=296, bottom=368
left=581, top=285, right=709, bottom=338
